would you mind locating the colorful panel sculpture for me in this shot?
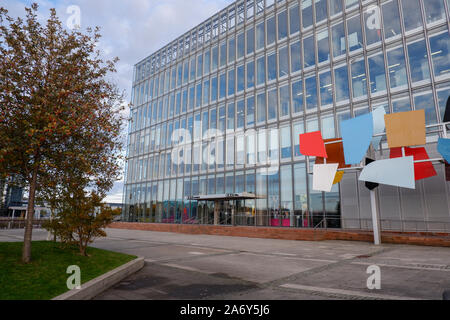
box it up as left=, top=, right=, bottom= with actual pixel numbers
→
left=299, top=131, right=328, bottom=158
left=333, top=171, right=344, bottom=185
left=315, top=139, right=351, bottom=169
left=390, top=147, right=437, bottom=181
left=364, top=158, right=379, bottom=191
left=358, top=156, right=416, bottom=189
left=341, top=113, right=373, bottom=165
left=437, top=138, right=450, bottom=163
left=313, top=164, right=339, bottom=192
left=385, top=110, right=426, bottom=148
left=371, top=106, right=386, bottom=150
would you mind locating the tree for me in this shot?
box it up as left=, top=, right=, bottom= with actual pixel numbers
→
left=0, top=4, right=125, bottom=263
left=43, top=189, right=121, bottom=256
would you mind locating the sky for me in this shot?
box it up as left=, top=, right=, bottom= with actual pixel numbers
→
left=2, top=0, right=234, bottom=203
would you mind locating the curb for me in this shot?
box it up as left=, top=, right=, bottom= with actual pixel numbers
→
left=52, top=257, right=145, bottom=300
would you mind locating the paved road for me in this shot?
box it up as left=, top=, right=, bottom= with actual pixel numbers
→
left=2, top=228, right=450, bottom=300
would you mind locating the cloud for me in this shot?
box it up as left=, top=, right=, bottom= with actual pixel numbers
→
left=3, top=0, right=234, bottom=203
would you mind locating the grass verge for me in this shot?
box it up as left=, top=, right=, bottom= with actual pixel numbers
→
left=0, top=241, right=137, bottom=300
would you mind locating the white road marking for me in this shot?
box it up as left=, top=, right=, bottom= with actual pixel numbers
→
left=280, top=283, right=420, bottom=300
left=189, top=251, right=206, bottom=255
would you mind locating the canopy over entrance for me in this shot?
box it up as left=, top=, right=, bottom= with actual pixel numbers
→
left=188, top=192, right=261, bottom=201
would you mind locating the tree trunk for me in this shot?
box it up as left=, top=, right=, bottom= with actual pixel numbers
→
left=22, top=166, right=38, bottom=264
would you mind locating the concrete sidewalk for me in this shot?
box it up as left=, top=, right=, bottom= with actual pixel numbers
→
left=2, top=228, right=450, bottom=300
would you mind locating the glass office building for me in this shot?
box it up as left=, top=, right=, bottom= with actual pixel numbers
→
left=123, top=0, right=450, bottom=232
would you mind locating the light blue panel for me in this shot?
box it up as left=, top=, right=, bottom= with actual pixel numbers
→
left=358, top=156, right=415, bottom=189
left=437, top=138, right=450, bottom=163
left=371, top=106, right=386, bottom=150
left=341, top=113, right=373, bottom=165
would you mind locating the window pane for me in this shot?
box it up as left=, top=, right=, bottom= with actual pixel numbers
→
left=237, top=99, right=245, bottom=129
left=190, top=57, right=196, bottom=81
left=257, top=92, right=266, bottom=123
left=330, top=0, right=343, bottom=16
left=247, top=96, right=255, bottom=127
left=267, top=16, right=276, bottom=45
left=292, top=80, right=304, bottom=113
left=305, top=76, right=317, bottom=110
left=237, top=65, right=245, bottom=92
left=294, top=163, right=308, bottom=220
left=219, top=73, right=226, bottom=99
left=401, top=0, right=423, bottom=32
left=437, top=89, right=450, bottom=121
left=197, top=55, right=203, bottom=78
left=293, top=121, right=305, bottom=157
left=227, top=102, right=235, bottom=131
left=347, top=14, right=363, bottom=52
left=315, top=0, right=327, bottom=23
left=303, top=36, right=315, bottom=68
left=247, top=61, right=255, bottom=88
left=210, top=108, right=217, bottom=129
left=212, top=46, right=218, bottom=70
left=203, top=79, right=210, bottom=105
left=387, top=47, right=407, bottom=88
left=351, top=59, right=367, bottom=98
left=268, top=88, right=277, bottom=121
left=429, top=33, right=450, bottom=78
left=256, top=22, right=265, bottom=50
left=321, top=114, right=335, bottom=139
left=414, top=93, right=437, bottom=125
left=219, top=106, right=226, bottom=132
left=302, top=0, right=313, bottom=29
left=331, top=22, right=346, bottom=57
left=289, top=5, right=300, bottom=34
left=364, top=8, right=382, bottom=46
left=280, top=127, right=292, bottom=159
left=279, top=46, right=289, bottom=78
left=228, top=68, right=235, bottom=96
left=368, top=53, right=387, bottom=94
left=319, top=71, right=333, bottom=107
left=211, top=76, right=218, bottom=101
left=237, top=33, right=245, bottom=59
left=228, top=37, right=236, bottom=63
left=257, top=56, right=266, bottom=85
left=382, top=0, right=401, bottom=40
left=393, top=98, right=411, bottom=113
left=220, top=42, right=227, bottom=67
left=407, top=39, right=430, bottom=83
left=183, top=61, right=189, bottom=84
left=277, top=10, right=288, bottom=40
left=423, top=0, right=446, bottom=24
left=204, top=50, right=210, bottom=75
left=290, top=41, right=302, bottom=73
left=317, top=29, right=330, bottom=63
left=196, top=83, right=202, bottom=108
left=268, top=52, right=277, bottom=81
left=247, top=27, right=255, bottom=55
left=280, top=84, right=290, bottom=117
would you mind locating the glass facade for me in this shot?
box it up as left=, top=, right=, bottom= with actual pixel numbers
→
left=125, top=0, right=450, bottom=232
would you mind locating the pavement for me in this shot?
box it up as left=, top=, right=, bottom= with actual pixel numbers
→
left=2, top=228, right=450, bottom=300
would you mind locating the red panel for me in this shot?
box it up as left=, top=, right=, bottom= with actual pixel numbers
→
left=390, top=147, right=437, bottom=181
left=299, top=131, right=328, bottom=158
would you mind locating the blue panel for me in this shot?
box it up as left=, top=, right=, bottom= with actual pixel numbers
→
left=358, top=156, right=415, bottom=189
left=341, top=113, right=373, bottom=165
left=437, top=138, right=450, bottom=163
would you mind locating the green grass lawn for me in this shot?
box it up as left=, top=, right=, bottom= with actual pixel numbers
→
left=0, top=241, right=137, bottom=300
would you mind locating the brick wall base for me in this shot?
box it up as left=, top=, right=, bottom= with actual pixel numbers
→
left=108, top=222, right=450, bottom=247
